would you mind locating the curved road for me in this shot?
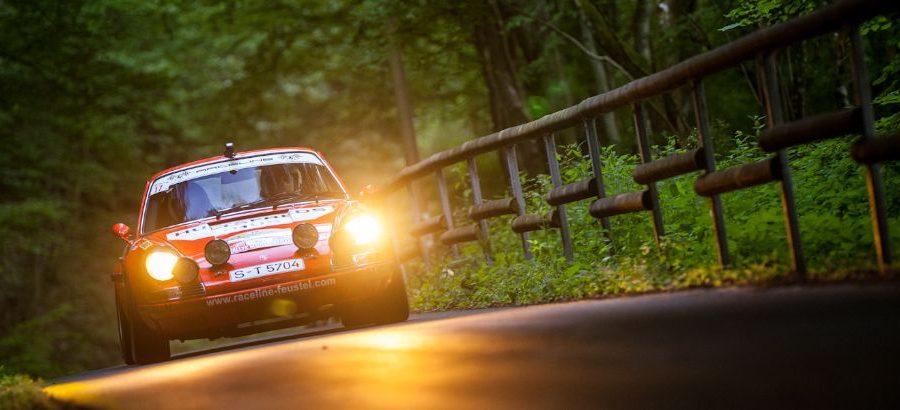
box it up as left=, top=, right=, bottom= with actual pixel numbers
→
left=47, top=284, right=900, bottom=409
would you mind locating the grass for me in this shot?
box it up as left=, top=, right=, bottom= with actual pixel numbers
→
left=406, top=253, right=895, bottom=312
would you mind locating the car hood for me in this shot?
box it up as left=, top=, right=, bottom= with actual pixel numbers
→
left=140, top=199, right=348, bottom=260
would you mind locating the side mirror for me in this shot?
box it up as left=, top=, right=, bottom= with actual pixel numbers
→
left=358, top=184, right=378, bottom=199
left=112, top=223, right=133, bottom=245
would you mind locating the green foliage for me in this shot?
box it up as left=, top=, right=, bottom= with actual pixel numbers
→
left=720, top=0, right=821, bottom=31
left=0, top=371, right=58, bottom=410
left=0, top=305, right=98, bottom=378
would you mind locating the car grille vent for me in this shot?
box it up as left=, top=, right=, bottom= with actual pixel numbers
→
left=147, top=282, right=207, bottom=303
left=179, top=282, right=207, bottom=298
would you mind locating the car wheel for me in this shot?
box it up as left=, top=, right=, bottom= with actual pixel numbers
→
left=114, top=292, right=136, bottom=365
left=341, top=271, right=410, bottom=328
left=122, top=299, right=171, bottom=365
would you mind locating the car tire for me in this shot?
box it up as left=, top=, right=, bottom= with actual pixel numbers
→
left=341, top=270, right=409, bottom=328
left=114, top=291, right=136, bottom=365
left=120, top=294, right=170, bottom=365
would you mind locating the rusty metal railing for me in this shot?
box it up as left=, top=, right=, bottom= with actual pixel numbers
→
left=379, top=0, right=899, bottom=276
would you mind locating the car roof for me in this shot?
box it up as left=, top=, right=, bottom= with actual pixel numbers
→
left=147, top=146, right=326, bottom=181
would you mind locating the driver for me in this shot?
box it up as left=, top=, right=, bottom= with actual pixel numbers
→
left=260, top=165, right=296, bottom=198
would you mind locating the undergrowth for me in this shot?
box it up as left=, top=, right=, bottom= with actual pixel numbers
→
left=406, top=127, right=900, bottom=311
left=0, top=368, right=61, bottom=410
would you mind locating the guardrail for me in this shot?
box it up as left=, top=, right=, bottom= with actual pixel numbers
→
left=380, top=0, right=899, bottom=276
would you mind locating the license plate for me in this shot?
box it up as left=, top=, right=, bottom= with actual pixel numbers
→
left=229, top=259, right=305, bottom=282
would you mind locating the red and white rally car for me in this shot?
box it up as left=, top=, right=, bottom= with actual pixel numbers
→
left=111, top=144, right=408, bottom=364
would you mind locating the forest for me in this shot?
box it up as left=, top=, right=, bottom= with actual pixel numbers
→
left=1, top=0, right=898, bottom=384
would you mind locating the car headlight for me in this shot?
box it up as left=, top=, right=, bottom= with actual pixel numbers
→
left=145, top=250, right=179, bottom=281
left=344, top=214, right=382, bottom=245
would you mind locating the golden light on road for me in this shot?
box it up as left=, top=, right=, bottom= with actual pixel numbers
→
left=355, top=332, right=420, bottom=351
left=43, top=323, right=481, bottom=409
left=44, top=353, right=225, bottom=407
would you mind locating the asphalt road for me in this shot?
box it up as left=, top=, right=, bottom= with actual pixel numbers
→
left=46, top=284, right=900, bottom=409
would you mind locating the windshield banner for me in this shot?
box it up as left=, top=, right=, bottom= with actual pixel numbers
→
left=149, top=152, right=323, bottom=195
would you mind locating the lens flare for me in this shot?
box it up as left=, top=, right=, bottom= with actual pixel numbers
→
left=345, top=215, right=382, bottom=245
left=145, top=251, right=178, bottom=281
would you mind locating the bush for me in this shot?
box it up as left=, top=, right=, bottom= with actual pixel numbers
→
left=0, top=370, right=59, bottom=410
left=0, top=304, right=110, bottom=379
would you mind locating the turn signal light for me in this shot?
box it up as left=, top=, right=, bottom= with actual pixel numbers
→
left=173, top=257, right=200, bottom=283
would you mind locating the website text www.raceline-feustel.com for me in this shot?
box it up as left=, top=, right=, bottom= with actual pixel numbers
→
left=205, top=278, right=337, bottom=306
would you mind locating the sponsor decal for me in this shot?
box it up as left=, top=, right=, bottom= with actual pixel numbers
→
left=314, top=223, right=332, bottom=240
left=227, top=228, right=293, bottom=253
left=166, top=208, right=333, bottom=241
left=205, top=277, right=337, bottom=307
left=149, top=152, right=324, bottom=195
left=167, top=224, right=214, bottom=241
left=289, top=206, right=334, bottom=221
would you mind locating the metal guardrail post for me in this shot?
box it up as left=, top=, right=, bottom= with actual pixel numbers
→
left=435, top=169, right=459, bottom=258
left=849, top=27, right=893, bottom=273
left=467, top=158, right=494, bottom=265
left=632, top=103, right=665, bottom=247
left=690, top=80, right=731, bottom=268
left=406, top=182, right=429, bottom=265
left=543, top=134, right=574, bottom=263
left=503, top=146, right=533, bottom=260
left=760, top=53, right=806, bottom=277
left=584, top=118, right=613, bottom=250
left=388, top=227, right=410, bottom=283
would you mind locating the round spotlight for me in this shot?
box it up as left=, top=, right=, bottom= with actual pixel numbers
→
left=292, top=223, right=319, bottom=249
left=173, top=257, right=200, bottom=283
left=204, top=239, right=231, bottom=265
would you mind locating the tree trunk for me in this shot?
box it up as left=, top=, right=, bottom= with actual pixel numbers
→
left=387, top=19, right=421, bottom=167
left=387, top=18, right=425, bottom=223
left=471, top=1, right=545, bottom=177
left=472, top=7, right=530, bottom=132
left=578, top=1, right=621, bottom=144
left=632, top=0, right=653, bottom=65
left=660, top=0, right=699, bottom=136
left=578, top=0, right=680, bottom=134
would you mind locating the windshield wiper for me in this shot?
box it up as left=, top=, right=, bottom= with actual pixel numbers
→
left=214, top=191, right=347, bottom=218
left=270, top=191, right=347, bottom=208
left=271, top=191, right=346, bottom=207
left=214, top=192, right=298, bottom=219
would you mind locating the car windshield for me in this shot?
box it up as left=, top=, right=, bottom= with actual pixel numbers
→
left=142, top=155, right=344, bottom=233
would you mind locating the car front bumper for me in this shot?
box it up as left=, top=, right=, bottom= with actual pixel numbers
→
left=136, top=262, right=399, bottom=340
